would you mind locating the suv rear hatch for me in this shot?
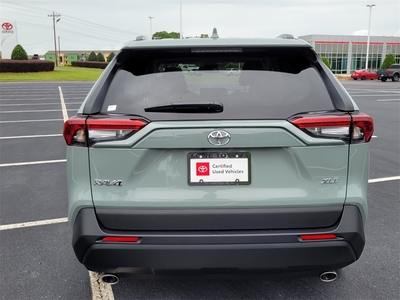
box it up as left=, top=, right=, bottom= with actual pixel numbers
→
left=69, top=44, right=369, bottom=231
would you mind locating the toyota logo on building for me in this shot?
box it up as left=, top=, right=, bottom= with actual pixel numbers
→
left=207, top=130, right=231, bottom=146
left=2, top=22, right=13, bottom=30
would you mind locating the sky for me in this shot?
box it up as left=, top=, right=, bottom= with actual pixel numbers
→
left=1, top=0, right=399, bottom=55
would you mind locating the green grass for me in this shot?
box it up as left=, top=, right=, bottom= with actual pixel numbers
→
left=0, top=66, right=103, bottom=81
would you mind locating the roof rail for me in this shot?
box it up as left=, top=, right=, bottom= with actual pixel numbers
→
left=276, top=34, right=295, bottom=39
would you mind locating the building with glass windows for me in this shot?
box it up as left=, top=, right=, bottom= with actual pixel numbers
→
left=299, top=34, right=400, bottom=74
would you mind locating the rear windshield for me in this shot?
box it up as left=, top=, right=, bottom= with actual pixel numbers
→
left=101, top=48, right=335, bottom=120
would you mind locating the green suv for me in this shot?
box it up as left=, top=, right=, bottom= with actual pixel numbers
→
left=63, top=34, right=374, bottom=283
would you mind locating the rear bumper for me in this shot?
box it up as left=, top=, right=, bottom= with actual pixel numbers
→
left=72, top=205, right=365, bottom=276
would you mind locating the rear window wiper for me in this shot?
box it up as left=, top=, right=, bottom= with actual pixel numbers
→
left=144, top=102, right=223, bottom=113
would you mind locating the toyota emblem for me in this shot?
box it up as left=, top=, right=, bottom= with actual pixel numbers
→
left=2, top=23, right=13, bottom=30
left=198, top=165, right=208, bottom=173
left=207, top=130, right=231, bottom=146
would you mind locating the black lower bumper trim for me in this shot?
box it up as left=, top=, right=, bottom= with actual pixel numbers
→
left=72, top=205, right=365, bottom=276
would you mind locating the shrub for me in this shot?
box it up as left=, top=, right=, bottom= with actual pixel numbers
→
left=11, top=44, right=28, bottom=60
left=71, top=61, right=108, bottom=69
left=0, top=60, right=55, bottom=73
left=381, top=54, right=396, bottom=69
left=97, top=52, right=105, bottom=62
left=88, top=51, right=98, bottom=61
left=321, top=57, right=331, bottom=70
left=107, top=52, right=115, bottom=62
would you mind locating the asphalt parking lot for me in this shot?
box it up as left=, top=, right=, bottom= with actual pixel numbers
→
left=0, top=80, right=399, bottom=300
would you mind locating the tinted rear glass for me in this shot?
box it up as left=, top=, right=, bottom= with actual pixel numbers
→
left=101, top=47, right=335, bottom=120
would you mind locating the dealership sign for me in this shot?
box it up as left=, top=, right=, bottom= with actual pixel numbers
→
left=2, top=22, right=14, bottom=32
left=1, top=21, right=18, bottom=59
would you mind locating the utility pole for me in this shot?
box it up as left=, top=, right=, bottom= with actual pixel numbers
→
left=48, top=11, right=61, bottom=66
left=58, top=36, right=61, bottom=64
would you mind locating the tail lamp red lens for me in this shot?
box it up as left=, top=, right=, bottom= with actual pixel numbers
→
left=102, top=236, right=140, bottom=243
left=300, top=234, right=337, bottom=241
left=63, top=117, right=148, bottom=146
left=290, top=114, right=374, bottom=143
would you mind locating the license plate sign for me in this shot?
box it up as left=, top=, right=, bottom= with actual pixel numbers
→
left=188, top=152, right=251, bottom=185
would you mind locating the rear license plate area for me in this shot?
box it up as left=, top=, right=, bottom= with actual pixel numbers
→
left=188, top=152, right=251, bottom=186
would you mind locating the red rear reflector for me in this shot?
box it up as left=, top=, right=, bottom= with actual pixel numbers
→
left=300, top=234, right=337, bottom=241
left=102, top=236, right=140, bottom=243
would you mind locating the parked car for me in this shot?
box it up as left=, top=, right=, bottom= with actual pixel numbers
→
left=224, top=68, right=241, bottom=76
left=376, top=64, right=400, bottom=82
left=63, top=32, right=374, bottom=284
left=351, top=69, right=378, bottom=80
left=31, top=54, right=39, bottom=60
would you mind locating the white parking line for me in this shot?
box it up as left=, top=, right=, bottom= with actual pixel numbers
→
left=0, top=134, right=62, bottom=140
left=0, top=218, right=68, bottom=231
left=0, top=159, right=66, bottom=168
left=89, top=271, right=115, bottom=300
left=368, top=176, right=400, bottom=183
left=0, top=119, right=63, bottom=124
left=59, top=86, right=69, bottom=122
left=0, top=103, right=81, bottom=106
left=0, top=109, right=76, bottom=113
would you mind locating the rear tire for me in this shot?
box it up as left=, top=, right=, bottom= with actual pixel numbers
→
left=392, top=74, right=399, bottom=82
left=381, top=78, right=387, bottom=82
left=353, top=78, right=357, bottom=80
left=361, top=76, right=366, bottom=80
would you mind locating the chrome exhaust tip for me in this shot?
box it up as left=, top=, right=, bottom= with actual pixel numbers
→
left=320, top=270, right=337, bottom=282
left=101, top=274, right=119, bottom=285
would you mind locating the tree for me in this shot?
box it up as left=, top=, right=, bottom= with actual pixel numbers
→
left=88, top=51, right=98, bottom=61
left=152, top=31, right=180, bottom=39
left=11, top=44, right=28, bottom=60
left=97, top=52, right=105, bottom=62
left=200, top=34, right=209, bottom=38
left=107, top=52, right=115, bottom=62
left=321, top=57, right=331, bottom=70
left=380, top=54, right=396, bottom=69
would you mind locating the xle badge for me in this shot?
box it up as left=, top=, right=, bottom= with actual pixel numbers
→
left=94, top=179, right=123, bottom=186
left=321, top=177, right=339, bottom=184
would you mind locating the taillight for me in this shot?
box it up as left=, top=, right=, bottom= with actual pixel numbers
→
left=63, top=117, right=86, bottom=146
left=63, top=117, right=148, bottom=146
left=289, top=114, right=374, bottom=143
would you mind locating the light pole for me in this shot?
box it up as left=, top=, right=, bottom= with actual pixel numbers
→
left=149, top=16, right=154, bottom=39
left=365, top=4, right=376, bottom=69
left=180, top=0, right=183, bottom=39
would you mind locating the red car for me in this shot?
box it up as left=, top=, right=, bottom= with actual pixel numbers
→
left=351, top=69, right=378, bottom=80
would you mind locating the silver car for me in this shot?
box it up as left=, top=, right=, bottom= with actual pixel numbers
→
left=63, top=34, right=374, bottom=283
